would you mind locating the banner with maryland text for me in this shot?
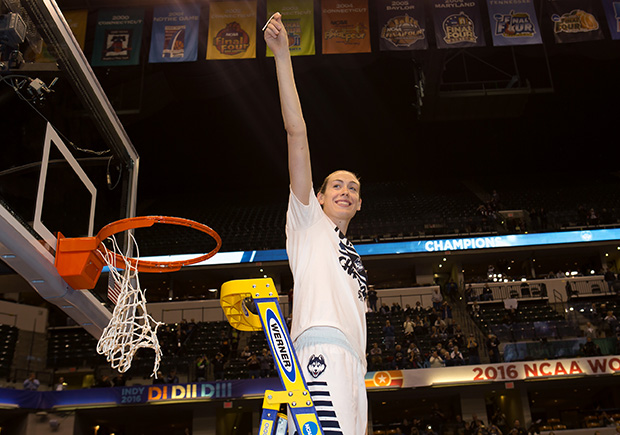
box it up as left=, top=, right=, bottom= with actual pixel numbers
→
left=149, top=5, right=200, bottom=63
left=206, top=1, right=257, bottom=60
left=486, top=0, right=542, bottom=46
left=266, top=0, right=315, bottom=56
left=321, top=0, right=371, bottom=54
left=601, top=0, right=620, bottom=40
left=431, top=0, right=486, bottom=49
left=91, top=8, right=144, bottom=66
left=377, top=0, right=428, bottom=51
left=546, top=0, right=604, bottom=43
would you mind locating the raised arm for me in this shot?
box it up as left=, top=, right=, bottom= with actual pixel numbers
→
left=264, top=13, right=312, bottom=204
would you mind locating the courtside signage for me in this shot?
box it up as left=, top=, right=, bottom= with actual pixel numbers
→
left=139, top=228, right=620, bottom=266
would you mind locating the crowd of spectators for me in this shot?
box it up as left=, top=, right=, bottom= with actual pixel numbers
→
left=366, top=291, right=484, bottom=370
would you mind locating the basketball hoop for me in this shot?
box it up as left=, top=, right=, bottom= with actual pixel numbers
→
left=54, top=216, right=222, bottom=377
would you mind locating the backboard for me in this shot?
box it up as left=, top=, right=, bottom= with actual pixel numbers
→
left=0, top=0, right=138, bottom=336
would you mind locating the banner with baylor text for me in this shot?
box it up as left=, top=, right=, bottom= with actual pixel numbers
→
left=431, top=0, right=486, bottom=49
left=377, top=0, right=428, bottom=51
left=601, top=0, right=620, bottom=40
left=149, top=5, right=200, bottom=63
left=321, top=0, right=371, bottom=54
left=266, top=0, right=315, bottom=56
left=206, top=1, right=257, bottom=60
left=91, top=8, right=144, bottom=66
left=486, top=0, right=542, bottom=46
left=546, top=0, right=604, bottom=43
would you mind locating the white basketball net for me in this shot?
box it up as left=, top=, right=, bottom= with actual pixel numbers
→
left=96, top=235, right=163, bottom=378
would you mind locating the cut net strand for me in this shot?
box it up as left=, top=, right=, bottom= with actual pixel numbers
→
left=96, top=234, right=163, bottom=378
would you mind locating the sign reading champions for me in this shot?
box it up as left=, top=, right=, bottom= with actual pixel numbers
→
left=424, top=236, right=503, bottom=252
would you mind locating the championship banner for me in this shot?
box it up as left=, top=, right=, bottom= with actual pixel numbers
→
left=91, top=8, right=144, bottom=67
left=321, top=0, right=371, bottom=54
left=601, top=0, right=620, bottom=40
left=431, top=0, right=486, bottom=48
left=149, top=5, right=200, bottom=63
left=64, top=10, right=88, bottom=49
left=266, top=0, right=315, bottom=56
left=206, top=1, right=257, bottom=60
left=377, top=0, right=428, bottom=51
left=486, top=0, right=542, bottom=46
left=546, top=0, right=604, bottom=43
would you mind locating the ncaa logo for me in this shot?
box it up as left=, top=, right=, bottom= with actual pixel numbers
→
left=266, top=309, right=296, bottom=383
left=302, top=421, right=319, bottom=435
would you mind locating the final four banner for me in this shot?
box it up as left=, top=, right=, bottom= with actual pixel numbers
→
left=91, top=8, right=144, bottom=67
left=321, top=0, right=372, bottom=54
left=486, top=0, right=542, bottom=46
left=431, top=0, right=486, bottom=49
left=266, top=0, right=315, bottom=56
left=601, top=0, right=620, bottom=40
left=377, top=0, right=428, bottom=51
left=546, top=0, right=604, bottom=43
left=206, top=1, right=257, bottom=60
left=149, top=5, right=200, bottom=63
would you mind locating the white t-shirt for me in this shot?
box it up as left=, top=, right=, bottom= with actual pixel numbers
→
left=286, top=188, right=368, bottom=368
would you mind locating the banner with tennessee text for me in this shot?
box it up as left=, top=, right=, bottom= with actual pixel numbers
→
left=546, top=0, right=604, bottom=43
left=266, top=0, right=315, bottom=56
left=321, top=0, right=371, bottom=54
left=431, top=0, right=486, bottom=49
left=601, top=0, right=620, bottom=40
left=149, top=5, right=200, bottom=63
left=377, top=0, right=428, bottom=51
left=486, top=0, right=542, bottom=46
left=206, top=1, right=257, bottom=60
left=91, top=8, right=144, bottom=66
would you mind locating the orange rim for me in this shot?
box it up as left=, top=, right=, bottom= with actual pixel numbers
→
left=96, top=216, right=222, bottom=273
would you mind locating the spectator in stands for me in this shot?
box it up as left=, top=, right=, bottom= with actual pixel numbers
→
left=429, top=350, right=444, bottom=368
left=486, top=333, right=501, bottom=363
left=392, top=302, right=403, bottom=314
left=368, top=286, right=378, bottom=312
left=23, top=372, right=40, bottom=390
left=470, top=301, right=481, bottom=318
left=442, top=349, right=454, bottom=366
left=412, top=301, right=426, bottom=317
left=404, top=316, right=415, bottom=339
left=369, top=342, right=383, bottom=370
left=453, top=324, right=465, bottom=347
left=582, top=337, right=602, bottom=356
left=239, top=345, right=252, bottom=359
left=384, top=320, right=396, bottom=351
left=446, top=279, right=458, bottom=301
left=454, top=415, right=467, bottom=435
left=587, top=208, right=599, bottom=226
left=468, top=414, right=484, bottom=434
left=430, top=403, right=447, bottom=433
left=153, top=371, right=164, bottom=384
left=481, top=284, right=493, bottom=301
left=165, top=368, right=179, bottom=384
left=407, top=342, right=422, bottom=368
left=213, top=352, right=226, bottom=380
left=584, top=322, right=598, bottom=339
left=259, top=348, right=273, bottom=378
left=465, top=284, right=477, bottom=302
left=380, top=303, right=391, bottom=315
left=54, top=377, right=67, bottom=391
left=392, top=344, right=406, bottom=370
left=604, top=311, right=618, bottom=337
left=196, top=355, right=209, bottom=382
left=451, top=346, right=465, bottom=365
left=431, top=288, right=443, bottom=311
left=605, top=269, right=616, bottom=292
left=467, top=335, right=480, bottom=365
left=414, top=316, right=427, bottom=336
left=95, top=374, right=113, bottom=388
left=491, top=409, right=508, bottom=434
left=112, top=373, right=126, bottom=387
left=510, top=420, right=526, bottom=435
left=440, top=301, right=453, bottom=326
left=247, top=354, right=261, bottom=379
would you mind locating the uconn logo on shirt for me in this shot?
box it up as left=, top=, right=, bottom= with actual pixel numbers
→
left=335, top=227, right=368, bottom=302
